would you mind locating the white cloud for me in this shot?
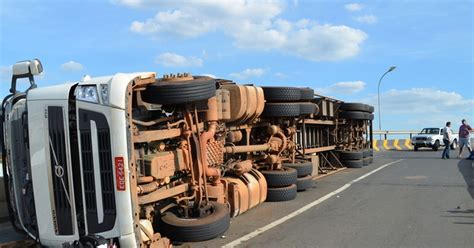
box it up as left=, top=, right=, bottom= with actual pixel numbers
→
left=0, top=65, right=12, bottom=81
left=118, top=0, right=367, bottom=61
left=61, top=61, right=84, bottom=71
left=230, top=68, right=266, bottom=80
left=355, top=15, right=378, bottom=24
left=317, top=81, right=366, bottom=95
left=344, top=3, right=363, bottom=11
left=155, top=52, right=203, bottom=67
left=360, top=88, right=474, bottom=130
left=363, top=88, right=474, bottom=115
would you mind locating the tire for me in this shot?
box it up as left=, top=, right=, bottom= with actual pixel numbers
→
left=414, top=145, right=419, bottom=151
left=368, top=149, right=374, bottom=156
left=266, top=184, right=297, bottom=202
left=363, top=157, right=370, bottom=166
left=262, top=87, right=301, bottom=102
left=341, top=159, right=363, bottom=168
left=296, top=175, right=313, bottom=191
left=432, top=140, right=440, bottom=151
left=339, top=102, right=370, bottom=112
left=367, top=105, right=375, bottom=113
left=300, top=87, right=314, bottom=101
left=142, top=77, right=216, bottom=105
left=451, top=139, right=457, bottom=150
left=339, top=111, right=372, bottom=120
left=260, top=167, right=298, bottom=187
left=299, top=103, right=319, bottom=116
left=262, top=103, right=300, bottom=117
left=368, top=156, right=374, bottom=164
left=156, top=202, right=230, bottom=242
left=362, top=149, right=370, bottom=158
left=283, top=159, right=313, bottom=177
left=339, top=150, right=363, bottom=160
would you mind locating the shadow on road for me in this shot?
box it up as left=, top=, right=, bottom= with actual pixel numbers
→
left=457, top=159, right=474, bottom=199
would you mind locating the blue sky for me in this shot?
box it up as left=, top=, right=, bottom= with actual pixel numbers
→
left=0, top=0, right=472, bottom=133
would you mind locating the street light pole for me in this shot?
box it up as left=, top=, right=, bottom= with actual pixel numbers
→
left=377, top=66, right=396, bottom=140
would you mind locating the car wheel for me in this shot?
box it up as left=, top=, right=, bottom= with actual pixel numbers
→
left=432, top=140, right=440, bottom=151
left=450, top=139, right=457, bottom=150
left=414, top=145, right=419, bottom=151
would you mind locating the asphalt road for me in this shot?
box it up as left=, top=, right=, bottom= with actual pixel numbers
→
left=1, top=149, right=473, bottom=247
left=197, top=150, right=474, bottom=248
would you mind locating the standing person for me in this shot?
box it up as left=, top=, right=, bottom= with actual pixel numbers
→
left=442, top=121, right=453, bottom=159
left=458, top=119, right=472, bottom=157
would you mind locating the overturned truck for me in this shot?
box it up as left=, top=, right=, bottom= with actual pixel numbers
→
left=1, top=59, right=374, bottom=247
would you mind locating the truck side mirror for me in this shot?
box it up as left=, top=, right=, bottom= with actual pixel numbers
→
left=10, top=59, right=43, bottom=93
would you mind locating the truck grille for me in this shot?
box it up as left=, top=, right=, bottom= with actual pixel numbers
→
left=48, top=106, right=73, bottom=235
left=79, top=109, right=116, bottom=233
left=416, top=137, right=427, bottom=141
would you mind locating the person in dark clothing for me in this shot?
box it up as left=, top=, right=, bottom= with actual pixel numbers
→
left=458, top=119, right=472, bottom=158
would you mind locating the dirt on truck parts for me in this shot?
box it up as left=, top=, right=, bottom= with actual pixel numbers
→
left=1, top=59, right=374, bottom=247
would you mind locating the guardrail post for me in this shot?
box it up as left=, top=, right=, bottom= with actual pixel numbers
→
left=410, top=133, right=412, bottom=139
left=384, top=133, right=387, bottom=140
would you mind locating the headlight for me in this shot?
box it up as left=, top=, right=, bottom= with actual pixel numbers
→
left=75, top=85, right=99, bottom=103
left=99, top=84, right=109, bottom=105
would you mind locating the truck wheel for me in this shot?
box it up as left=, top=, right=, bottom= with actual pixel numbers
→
left=299, top=103, right=319, bottom=116
left=283, top=159, right=313, bottom=177
left=362, top=149, right=370, bottom=158
left=339, top=111, right=372, bottom=120
left=299, top=87, right=314, bottom=101
left=432, top=140, right=440, bottom=151
left=262, top=87, right=301, bottom=102
left=266, top=184, right=297, bottom=202
left=142, top=76, right=216, bottom=105
left=262, top=103, right=300, bottom=117
left=339, top=102, right=370, bottom=112
left=363, top=157, right=370, bottom=166
left=296, top=175, right=313, bottom=191
left=156, top=202, right=230, bottom=242
left=414, top=145, right=419, bottom=151
left=341, top=159, right=363, bottom=168
left=450, top=139, right=457, bottom=150
left=261, top=167, right=297, bottom=187
left=338, top=150, right=363, bottom=160
left=368, top=156, right=374, bottom=164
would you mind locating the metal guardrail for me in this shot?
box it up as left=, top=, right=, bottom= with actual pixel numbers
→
left=373, top=130, right=419, bottom=140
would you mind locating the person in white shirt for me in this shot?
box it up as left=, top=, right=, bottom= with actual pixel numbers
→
left=442, top=121, right=452, bottom=159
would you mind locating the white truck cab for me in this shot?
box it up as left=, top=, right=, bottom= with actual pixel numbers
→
left=2, top=59, right=168, bottom=247
left=411, top=127, right=458, bottom=151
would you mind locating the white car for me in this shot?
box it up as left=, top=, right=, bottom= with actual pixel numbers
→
left=411, top=127, right=458, bottom=151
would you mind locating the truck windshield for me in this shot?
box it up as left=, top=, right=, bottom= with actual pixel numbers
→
left=420, top=128, right=439, bottom=134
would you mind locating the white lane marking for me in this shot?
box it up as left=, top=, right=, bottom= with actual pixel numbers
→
left=222, top=159, right=404, bottom=248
